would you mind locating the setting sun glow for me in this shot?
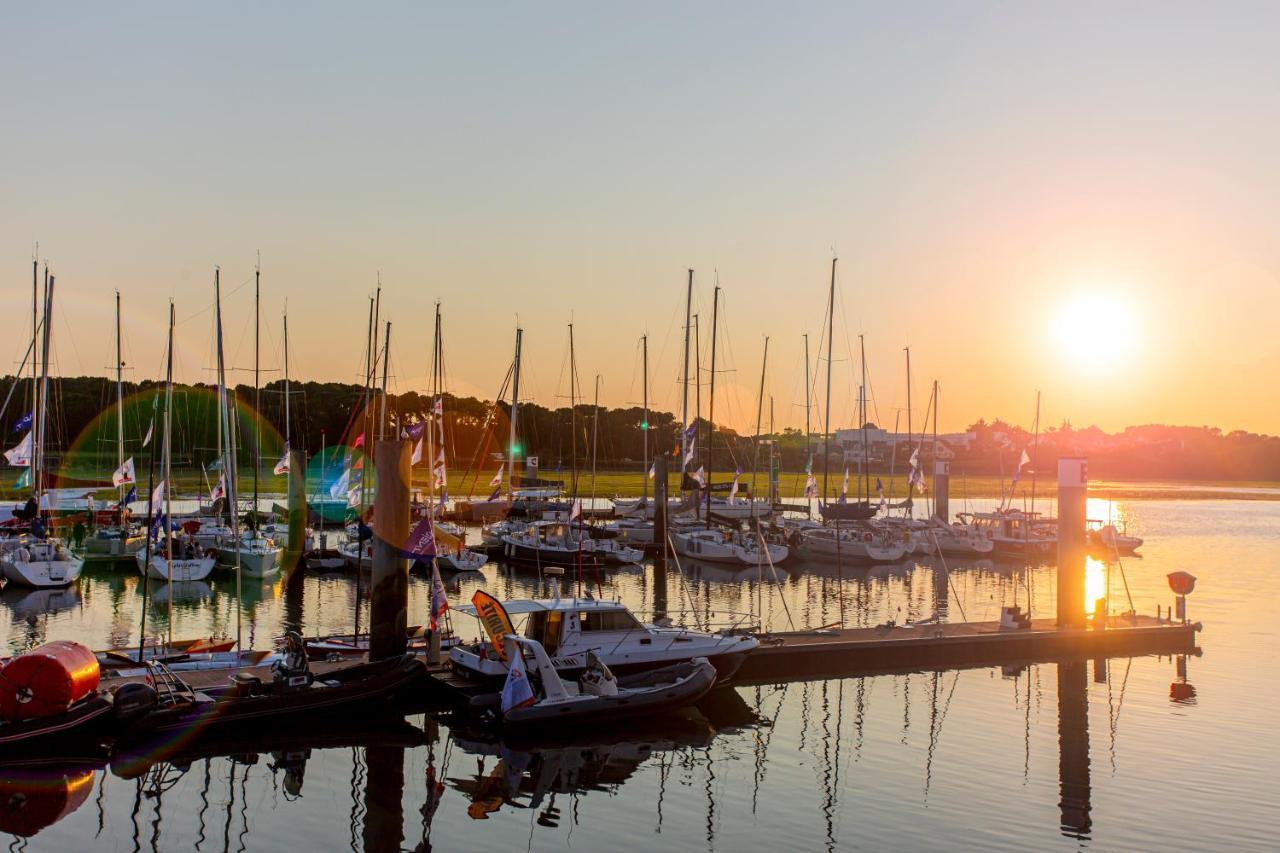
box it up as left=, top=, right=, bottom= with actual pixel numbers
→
left=1053, top=291, right=1138, bottom=376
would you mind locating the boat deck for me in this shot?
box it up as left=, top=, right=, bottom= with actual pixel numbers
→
left=736, top=613, right=1199, bottom=684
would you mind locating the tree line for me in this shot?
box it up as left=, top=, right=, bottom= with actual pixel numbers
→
left=2, top=375, right=1278, bottom=483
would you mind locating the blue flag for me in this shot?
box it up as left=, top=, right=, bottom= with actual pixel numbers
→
left=400, top=516, right=436, bottom=559
left=150, top=512, right=168, bottom=539
left=12, top=411, right=32, bottom=432
left=118, top=485, right=137, bottom=508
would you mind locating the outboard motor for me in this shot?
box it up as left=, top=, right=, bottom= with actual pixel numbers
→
left=113, top=682, right=159, bottom=722
left=272, top=631, right=312, bottom=688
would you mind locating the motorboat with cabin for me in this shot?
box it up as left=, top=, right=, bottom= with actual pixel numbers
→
left=957, top=510, right=1056, bottom=559
left=450, top=584, right=757, bottom=685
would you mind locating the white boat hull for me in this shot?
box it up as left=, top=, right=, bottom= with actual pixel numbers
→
left=138, top=553, right=217, bottom=582
left=216, top=545, right=282, bottom=578
left=0, top=553, right=84, bottom=588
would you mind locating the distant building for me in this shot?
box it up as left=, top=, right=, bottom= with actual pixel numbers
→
left=833, top=426, right=976, bottom=463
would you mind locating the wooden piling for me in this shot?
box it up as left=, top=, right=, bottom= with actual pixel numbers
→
left=285, top=447, right=307, bottom=573
left=933, top=459, right=950, bottom=522
left=370, top=439, right=410, bottom=661
left=1057, top=458, right=1087, bottom=629
left=653, top=455, right=668, bottom=619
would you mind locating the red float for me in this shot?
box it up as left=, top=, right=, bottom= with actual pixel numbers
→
left=0, top=641, right=101, bottom=722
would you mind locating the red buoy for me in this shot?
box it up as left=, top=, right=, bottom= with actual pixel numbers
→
left=0, top=641, right=101, bottom=722
left=1167, top=571, right=1197, bottom=597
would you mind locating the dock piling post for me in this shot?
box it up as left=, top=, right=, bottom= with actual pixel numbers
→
left=654, top=455, right=668, bottom=619
left=933, top=459, right=950, bottom=521
left=1056, top=458, right=1088, bottom=629
left=370, top=439, right=410, bottom=661
left=285, top=446, right=307, bottom=572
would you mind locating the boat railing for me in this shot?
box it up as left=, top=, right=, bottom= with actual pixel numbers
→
left=627, top=607, right=759, bottom=640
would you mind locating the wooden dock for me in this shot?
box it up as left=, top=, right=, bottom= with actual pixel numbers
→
left=735, top=614, right=1200, bottom=684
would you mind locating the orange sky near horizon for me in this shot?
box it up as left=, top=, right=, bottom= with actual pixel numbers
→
left=2, top=4, right=1277, bottom=437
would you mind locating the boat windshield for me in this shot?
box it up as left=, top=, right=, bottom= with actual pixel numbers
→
left=578, top=609, right=643, bottom=633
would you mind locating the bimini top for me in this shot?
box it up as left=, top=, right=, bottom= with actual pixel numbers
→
left=455, top=597, right=630, bottom=617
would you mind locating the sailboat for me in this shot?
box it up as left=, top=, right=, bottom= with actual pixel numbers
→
left=137, top=302, right=215, bottom=583
left=418, top=304, right=488, bottom=573
left=83, top=292, right=146, bottom=561
left=214, top=265, right=282, bottom=578
left=1, top=268, right=85, bottom=588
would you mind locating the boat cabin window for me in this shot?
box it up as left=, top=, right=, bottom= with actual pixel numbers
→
left=577, top=609, right=642, bottom=632
left=523, top=610, right=564, bottom=654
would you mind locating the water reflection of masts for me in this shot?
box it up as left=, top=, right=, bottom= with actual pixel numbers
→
left=196, top=758, right=212, bottom=850
left=923, top=669, right=961, bottom=799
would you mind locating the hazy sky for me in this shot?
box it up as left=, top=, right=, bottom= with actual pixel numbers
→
left=3, top=2, right=1277, bottom=436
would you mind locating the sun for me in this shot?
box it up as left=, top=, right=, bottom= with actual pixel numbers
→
left=1053, top=290, right=1138, bottom=375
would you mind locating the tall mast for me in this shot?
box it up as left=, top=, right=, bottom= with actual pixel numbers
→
left=28, top=256, right=36, bottom=431
left=680, top=269, right=693, bottom=491
left=379, top=322, right=392, bottom=442
left=569, top=323, right=577, bottom=499
left=214, top=269, right=243, bottom=652
left=163, top=301, right=176, bottom=650
left=931, top=379, right=940, bottom=517
left=508, top=327, right=523, bottom=497
left=1029, top=390, right=1041, bottom=517
left=751, top=336, right=769, bottom=513
left=904, top=346, right=912, bottom=518
left=859, top=334, right=869, bottom=503
left=427, top=304, right=440, bottom=510
left=115, top=290, right=125, bottom=514
left=252, top=264, right=261, bottom=532
left=822, top=258, right=835, bottom=505
left=35, top=270, right=53, bottom=500
left=282, top=308, right=291, bottom=452
left=641, top=334, right=649, bottom=504
left=693, top=314, right=701, bottom=495
left=590, top=374, right=600, bottom=509
left=354, top=294, right=375, bottom=643
left=705, top=285, right=720, bottom=524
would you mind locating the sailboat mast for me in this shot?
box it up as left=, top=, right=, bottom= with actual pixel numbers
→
left=354, top=294, right=374, bottom=643
left=680, top=269, right=693, bottom=490
left=569, top=323, right=577, bottom=500
left=28, top=256, right=36, bottom=432
left=822, top=258, right=835, bottom=505
left=751, top=337, right=769, bottom=511
left=115, top=290, right=125, bottom=512
left=905, top=346, right=912, bottom=517
left=35, top=270, right=53, bottom=500
left=282, top=310, right=291, bottom=451
left=1029, top=390, right=1040, bottom=518
left=163, top=301, right=176, bottom=649
left=859, top=334, right=869, bottom=503
left=252, top=265, right=260, bottom=532
left=508, top=327, right=522, bottom=497
left=379, top=321, right=391, bottom=441
left=931, top=379, right=940, bottom=517
left=213, top=269, right=243, bottom=652
left=641, top=334, right=649, bottom=504
left=590, top=374, right=599, bottom=509
left=427, top=305, right=440, bottom=510
left=705, top=286, right=720, bottom=524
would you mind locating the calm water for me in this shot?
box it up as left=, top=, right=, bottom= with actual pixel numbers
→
left=3, top=497, right=1276, bottom=851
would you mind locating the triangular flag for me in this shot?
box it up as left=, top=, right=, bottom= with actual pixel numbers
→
left=141, top=418, right=154, bottom=448
left=210, top=471, right=227, bottom=502
left=411, top=437, right=423, bottom=465
left=488, top=464, right=504, bottom=489
left=568, top=498, right=582, bottom=522
left=151, top=479, right=166, bottom=512
left=500, top=639, right=536, bottom=714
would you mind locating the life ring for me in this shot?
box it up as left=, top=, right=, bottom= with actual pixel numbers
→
left=863, top=532, right=873, bottom=543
